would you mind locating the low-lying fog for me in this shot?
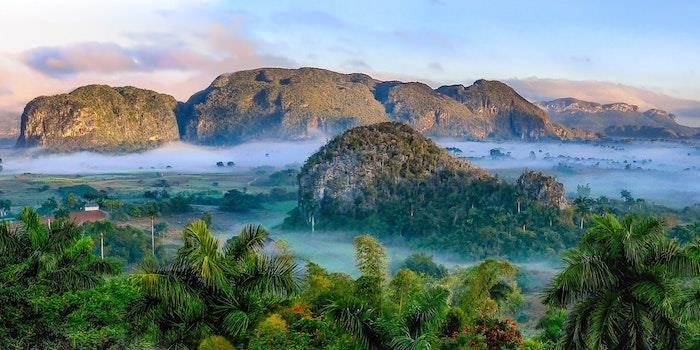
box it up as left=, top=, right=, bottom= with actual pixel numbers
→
left=272, top=230, right=562, bottom=279
left=1, top=139, right=699, bottom=207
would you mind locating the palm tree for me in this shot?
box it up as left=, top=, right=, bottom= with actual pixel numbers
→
left=91, top=220, right=113, bottom=260
left=0, top=207, right=119, bottom=291
left=543, top=214, right=700, bottom=349
left=131, top=221, right=299, bottom=348
left=323, top=287, right=449, bottom=350
left=143, top=202, right=159, bottom=255
left=455, top=258, right=520, bottom=321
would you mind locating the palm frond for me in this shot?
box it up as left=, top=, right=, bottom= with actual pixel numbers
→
left=323, top=297, right=384, bottom=350
left=132, top=261, right=206, bottom=318
left=220, top=309, right=251, bottom=338
left=176, top=220, right=227, bottom=290
left=390, top=333, right=434, bottom=350
left=223, top=224, right=269, bottom=262
left=233, top=254, right=299, bottom=299
left=560, top=296, right=596, bottom=350
left=404, top=288, right=448, bottom=338
left=0, top=221, right=21, bottom=256
left=542, top=248, right=616, bottom=306
left=587, top=291, right=623, bottom=349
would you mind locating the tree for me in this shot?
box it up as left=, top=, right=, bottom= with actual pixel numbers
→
left=0, top=208, right=121, bottom=348
left=220, top=189, right=262, bottom=213
left=39, top=197, right=59, bottom=215
left=620, top=189, right=634, bottom=203
left=576, top=184, right=591, bottom=199
left=63, top=193, right=83, bottom=210
left=543, top=214, right=700, bottom=349
left=90, top=220, right=113, bottom=260
left=401, top=252, right=447, bottom=278
left=455, top=259, right=522, bottom=321
left=0, top=198, right=10, bottom=217
left=390, top=268, right=422, bottom=314
left=0, top=208, right=119, bottom=290
left=535, top=308, right=567, bottom=346
left=131, top=222, right=299, bottom=348
left=102, top=198, right=124, bottom=211
left=201, top=211, right=213, bottom=227
left=353, top=234, right=388, bottom=283
left=143, top=201, right=159, bottom=255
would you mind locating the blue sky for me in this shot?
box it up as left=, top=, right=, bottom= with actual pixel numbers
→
left=226, top=0, right=700, bottom=98
left=0, top=0, right=698, bottom=121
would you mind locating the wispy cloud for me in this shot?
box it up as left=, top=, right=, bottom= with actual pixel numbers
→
left=22, top=42, right=210, bottom=76
left=272, top=10, right=349, bottom=29
left=341, top=59, right=371, bottom=70
left=428, top=62, right=443, bottom=71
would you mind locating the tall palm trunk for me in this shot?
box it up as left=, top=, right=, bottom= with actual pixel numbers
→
left=151, top=216, right=155, bottom=255
left=100, top=231, right=104, bottom=260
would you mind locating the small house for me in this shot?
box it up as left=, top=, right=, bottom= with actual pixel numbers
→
left=83, top=203, right=100, bottom=212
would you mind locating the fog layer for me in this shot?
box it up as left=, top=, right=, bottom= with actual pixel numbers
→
left=1, top=139, right=698, bottom=207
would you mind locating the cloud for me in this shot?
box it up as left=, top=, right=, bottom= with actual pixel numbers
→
left=1, top=18, right=295, bottom=109
left=390, top=30, right=454, bottom=50
left=428, top=62, right=443, bottom=71
left=22, top=42, right=211, bottom=76
left=272, top=10, right=349, bottom=29
left=341, top=59, right=371, bottom=70
left=506, top=77, right=700, bottom=126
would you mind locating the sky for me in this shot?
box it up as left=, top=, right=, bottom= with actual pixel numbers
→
left=1, top=0, right=699, bottom=126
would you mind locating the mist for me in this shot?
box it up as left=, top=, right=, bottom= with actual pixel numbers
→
left=440, top=139, right=700, bottom=208
left=1, top=138, right=699, bottom=208
left=0, top=140, right=326, bottom=174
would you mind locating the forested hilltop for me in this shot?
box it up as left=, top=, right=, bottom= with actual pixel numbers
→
left=0, top=208, right=698, bottom=349
left=284, top=122, right=577, bottom=259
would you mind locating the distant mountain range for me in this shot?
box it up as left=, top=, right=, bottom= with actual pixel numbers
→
left=12, top=67, right=698, bottom=153
left=537, top=98, right=700, bottom=139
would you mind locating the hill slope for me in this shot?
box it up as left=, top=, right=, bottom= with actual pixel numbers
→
left=538, top=97, right=700, bottom=138
left=16, top=85, right=180, bottom=152
left=15, top=67, right=593, bottom=152
left=179, top=68, right=390, bottom=144
left=285, top=122, right=573, bottom=258
left=182, top=67, right=586, bottom=144
left=437, top=80, right=591, bottom=139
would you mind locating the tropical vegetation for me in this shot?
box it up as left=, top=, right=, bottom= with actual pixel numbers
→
left=0, top=208, right=698, bottom=349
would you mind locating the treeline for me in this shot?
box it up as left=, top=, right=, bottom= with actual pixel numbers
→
left=286, top=179, right=700, bottom=260
left=0, top=209, right=698, bottom=349
left=31, top=182, right=296, bottom=223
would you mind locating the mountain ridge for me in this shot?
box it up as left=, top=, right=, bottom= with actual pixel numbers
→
left=15, top=67, right=596, bottom=152
left=538, top=97, right=699, bottom=139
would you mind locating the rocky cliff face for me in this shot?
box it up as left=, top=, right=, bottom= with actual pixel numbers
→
left=296, top=122, right=569, bottom=227
left=436, top=80, right=591, bottom=140
left=17, top=85, right=180, bottom=152
left=538, top=97, right=699, bottom=139
left=16, top=68, right=596, bottom=152
left=179, top=67, right=390, bottom=144
left=516, top=170, right=568, bottom=209
left=375, top=81, right=490, bottom=138
left=182, top=67, right=588, bottom=144
left=297, top=122, right=489, bottom=216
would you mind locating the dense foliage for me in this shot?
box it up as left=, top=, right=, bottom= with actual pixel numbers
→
left=1, top=209, right=697, bottom=349
left=543, top=214, right=700, bottom=349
